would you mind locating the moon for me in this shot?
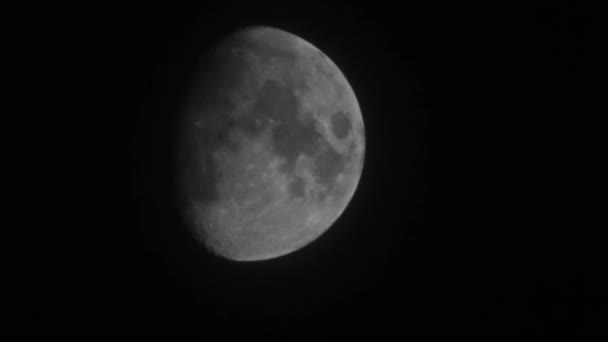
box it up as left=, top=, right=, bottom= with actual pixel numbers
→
left=175, top=26, right=365, bottom=261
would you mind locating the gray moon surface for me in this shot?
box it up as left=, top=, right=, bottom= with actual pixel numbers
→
left=175, top=26, right=365, bottom=261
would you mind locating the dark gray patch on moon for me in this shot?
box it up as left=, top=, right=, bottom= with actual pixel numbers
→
left=251, top=79, right=323, bottom=175
left=288, top=176, right=307, bottom=199
left=252, top=79, right=299, bottom=125
left=314, top=145, right=345, bottom=199
left=272, top=118, right=322, bottom=175
left=330, top=110, right=352, bottom=139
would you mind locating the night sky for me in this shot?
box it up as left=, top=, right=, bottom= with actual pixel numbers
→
left=58, top=2, right=603, bottom=340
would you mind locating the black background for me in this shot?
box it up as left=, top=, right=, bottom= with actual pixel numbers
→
left=60, top=2, right=603, bottom=341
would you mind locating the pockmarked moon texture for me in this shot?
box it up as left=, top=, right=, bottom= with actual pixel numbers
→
left=175, top=26, right=365, bottom=261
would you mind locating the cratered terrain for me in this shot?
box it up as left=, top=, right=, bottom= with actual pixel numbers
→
left=175, top=26, right=365, bottom=261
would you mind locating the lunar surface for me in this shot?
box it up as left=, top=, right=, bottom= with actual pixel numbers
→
left=175, top=26, right=365, bottom=261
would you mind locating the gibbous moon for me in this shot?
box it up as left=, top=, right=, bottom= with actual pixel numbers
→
left=175, top=26, right=365, bottom=261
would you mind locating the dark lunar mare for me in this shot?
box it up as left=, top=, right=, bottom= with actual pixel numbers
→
left=330, top=110, right=352, bottom=139
left=288, top=176, right=307, bottom=198
left=251, top=78, right=347, bottom=201
left=253, top=80, right=320, bottom=169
